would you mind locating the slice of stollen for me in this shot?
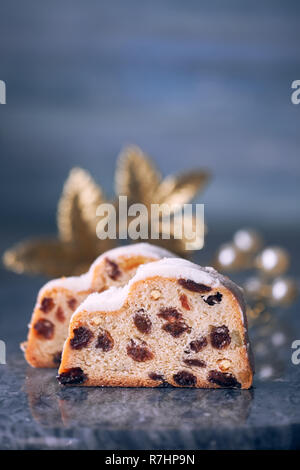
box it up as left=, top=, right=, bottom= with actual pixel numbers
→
left=23, top=243, right=174, bottom=368
left=58, top=258, right=254, bottom=388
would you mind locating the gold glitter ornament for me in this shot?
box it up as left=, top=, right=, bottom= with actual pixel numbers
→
left=243, top=276, right=266, bottom=300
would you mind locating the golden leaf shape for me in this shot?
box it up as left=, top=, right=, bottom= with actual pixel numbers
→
left=58, top=167, right=105, bottom=245
left=3, top=145, right=211, bottom=278
left=115, top=145, right=161, bottom=206
left=3, top=167, right=115, bottom=277
left=3, top=239, right=86, bottom=277
left=155, top=171, right=210, bottom=211
left=3, top=237, right=115, bottom=277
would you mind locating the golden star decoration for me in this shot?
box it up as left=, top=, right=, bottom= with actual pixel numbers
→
left=3, top=145, right=210, bottom=278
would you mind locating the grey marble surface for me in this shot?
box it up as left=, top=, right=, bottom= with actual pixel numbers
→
left=0, top=350, right=299, bottom=450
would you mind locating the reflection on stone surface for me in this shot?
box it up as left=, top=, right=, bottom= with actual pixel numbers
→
left=25, top=368, right=63, bottom=427
left=249, top=309, right=293, bottom=381
left=58, top=387, right=253, bottom=429
left=25, top=367, right=253, bottom=429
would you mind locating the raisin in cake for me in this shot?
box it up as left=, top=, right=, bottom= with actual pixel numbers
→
left=58, top=258, right=254, bottom=388
left=23, top=243, right=174, bottom=368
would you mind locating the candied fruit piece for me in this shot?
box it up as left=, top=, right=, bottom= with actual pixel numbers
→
left=203, top=292, right=223, bottom=306
left=70, top=326, right=93, bottom=350
left=33, top=319, right=54, bottom=340
left=127, top=340, right=154, bottom=362
left=173, top=370, right=197, bottom=387
left=150, top=289, right=161, bottom=300
left=210, top=325, right=231, bottom=349
left=231, top=330, right=243, bottom=347
left=133, top=311, right=152, bottom=334
left=180, top=293, right=190, bottom=310
left=57, top=367, right=87, bottom=385
left=53, top=351, right=62, bottom=365
left=189, top=336, right=208, bottom=352
left=162, top=322, right=191, bottom=338
left=183, top=358, right=206, bottom=368
left=67, top=298, right=77, bottom=310
left=178, top=279, right=212, bottom=293
left=105, top=258, right=121, bottom=280
left=95, top=329, right=114, bottom=352
left=40, top=297, right=55, bottom=313
left=158, top=307, right=183, bottom=322
left=208, top=370, right=241, bottom=388
left=56, top=306, right=65, bottom=323
left=217, top=358, right=232, bottom=372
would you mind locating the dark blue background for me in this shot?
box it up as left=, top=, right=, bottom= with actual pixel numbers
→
left=1, top=0, right=299, bottom=244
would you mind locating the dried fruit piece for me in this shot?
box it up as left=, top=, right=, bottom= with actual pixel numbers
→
left=210, top=325, right=231, bottom=349
left=203, top=292, right=222, bottom=306
left=95, top=330, right=114, bottom=352
left=57, top=367, right=87, bottom=385
left=183, top=358, right=206, bottom=368
left=40, top=297, right=55, bottom=313
left=173, top=370, right=197, bottom=387
left=127, top=340, right=154, bottom=362
left=178, top=279, right=212, bottom=293
left=67, top=298, right=77, bottom=310
left=162, top=322, right=190, bottom=338
left=105, top=258, right=121, bottom=280
left=149, top=372, right=164, bottom=381
left=53, top=351, right=62, bottom=365
left=208, top=370, right=241, bottom=388
left=56, top=307, right=65, bottom=323
left=158, top=307, right=183, bottom=322
left=179, top=293, right=190, bottom=310
left=148, top=373, right=170, bottom=387
left=189, top=336, right=208, bottom=352
left=133, top=311, right=152, bottom=334
left=70, top=326, right=93, bottom=350
left=33, top=319, right=54, bottom=339
left=150, top=289, right=161, bottom=300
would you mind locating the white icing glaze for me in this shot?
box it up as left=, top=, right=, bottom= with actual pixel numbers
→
left=131, top=258, right=221, bottom=288
left=79, top=288, right=129, bottom=313
left=75, top=257, right=244, bottom=315
left=37, top=243, right=175, bottom=298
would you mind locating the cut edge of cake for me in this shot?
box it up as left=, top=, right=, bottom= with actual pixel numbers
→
left=58, top=258, right=254, bottom=389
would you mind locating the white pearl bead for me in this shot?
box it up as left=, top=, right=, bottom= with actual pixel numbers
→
left=244, top=276, right=264, bottom=298
left=255, top=246, right=290, bottom=276
left=216, top=243, right=243, bottom=270
left=271, top=277, right=298, bottom=305
left=233, top=229, right=262, bottom=253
